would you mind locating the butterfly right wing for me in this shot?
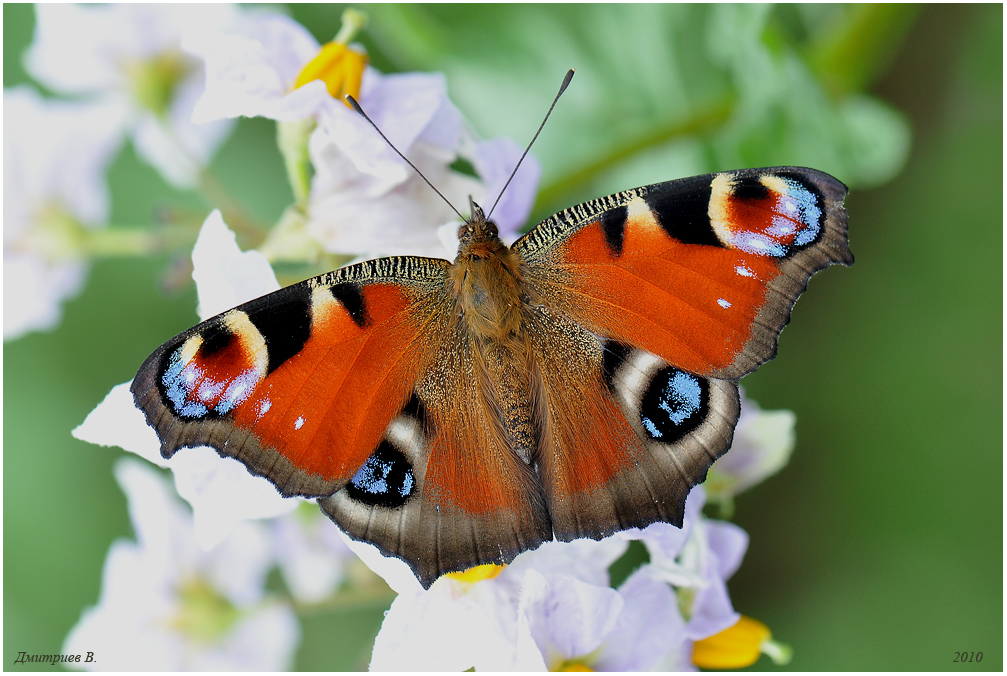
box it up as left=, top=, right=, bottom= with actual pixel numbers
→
left=514, top=167, right=851, bottom=380
left=512, top=167, right=849, bottom=543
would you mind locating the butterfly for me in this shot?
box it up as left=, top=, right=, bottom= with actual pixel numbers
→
left=132, top=166, right=851, bottom=588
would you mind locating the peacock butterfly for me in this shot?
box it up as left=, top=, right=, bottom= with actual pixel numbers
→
left=132, top=92, right=851, bottom=589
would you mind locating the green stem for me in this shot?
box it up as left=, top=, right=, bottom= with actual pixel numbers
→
left=149, top=111, right=268, bottom=241
left=293, top=585, right=396, bottom=616
left=276, top=119, right=316, bottom=209
left=79, top=223, right=199, bottom=259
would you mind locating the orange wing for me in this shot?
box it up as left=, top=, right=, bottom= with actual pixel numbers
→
left=514, top=167, right=852, bottom=379
left=513, top=167, right=850, bottom=540
left=133, top=257, right=450, bottom=497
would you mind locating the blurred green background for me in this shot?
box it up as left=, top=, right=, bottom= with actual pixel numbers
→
left=4, top=4, right=1001, bottom=671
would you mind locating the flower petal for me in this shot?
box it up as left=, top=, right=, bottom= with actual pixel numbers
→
left=596, top=567, right=688, bottom=671
left=706, top=391, right=796, bottom=498
left=521, top=570, right=624, bottom=666
left=63, top=458, right=298, bottom=670
left=191, top=210, right=279, bottom=320
left=706, top=519, right=748, bottom=581
left=184, top=12, right=328, bottom=123
left=473, top=137, right=541, bottom=239
left=73, top=382, right=169, bottom=468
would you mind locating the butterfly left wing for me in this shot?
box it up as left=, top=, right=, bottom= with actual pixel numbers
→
left=132, top=256, right=553, bottom=587
left=513, top=167, right=850, bottom=541
left=319, top=315, right=553, bottom=587
left=131, top=258, right=453, bottom=498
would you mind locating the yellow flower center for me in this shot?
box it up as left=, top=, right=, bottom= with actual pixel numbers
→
left=555, top=661, right=594, bottom=671
left=444, top=563, right=506, bottom=586
left=168, top=577, right=241, bottom=644
left=692, top=615, right=771, bottom=669
left=293, top=9, right=369, bottom=106
left=122, top=49, right=189, bottom=118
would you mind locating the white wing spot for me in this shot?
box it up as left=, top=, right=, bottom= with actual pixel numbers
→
left=717, top=298, right=732, bottom=309
left=294, top=416, right=305, bottom=430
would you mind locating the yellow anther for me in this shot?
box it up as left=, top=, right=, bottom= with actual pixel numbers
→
left=293, top=9, right=369, bottom=106
left=692, top=615, right=772, bottom=669
left=444, top=563, right=506, bottom=586
left=557, top=662, right=594, bottom=671
left=294, top=43, right=367, bottom=104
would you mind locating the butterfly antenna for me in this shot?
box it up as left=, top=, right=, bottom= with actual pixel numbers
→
left=487, top=69, right=575, bottom=220
left=346, top=94, right=466, bottom=222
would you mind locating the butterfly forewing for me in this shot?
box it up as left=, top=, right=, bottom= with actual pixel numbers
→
left=514, top=167, right=852, bottom=379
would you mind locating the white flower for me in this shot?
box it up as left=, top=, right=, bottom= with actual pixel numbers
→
left=183, top=10, right=333, bottom=124
left=363, top=535, right=626, bottom=671
left=190, top=210, right=280, bottom=320
left=627, top=487, right=748, bottom=640
left=518, top=566, right=691, bottom=671
left=512, top=488, right=747, bottom=671
left=73, top=212, right=298, bottom=548
left=306, top=72, right=539, bottom=258
left=3, top=87, right=125, bottom=340
left=271, top=504, right=358, bottom=605
left=25, top=4, right=234, bottom=187
left=358, top=483, right=747, bottom=671
left=63, top=458, right=299, bottom=670
left=182, top=9, right=540, bottom=259
left=705, top=390, right=796, bottom=506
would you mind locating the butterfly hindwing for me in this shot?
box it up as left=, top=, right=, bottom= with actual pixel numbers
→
left=522, top=306, right=740, bottom=543
left=320, top=320, right=553, bottom=588
left=514, top=166, right=852, bottom=379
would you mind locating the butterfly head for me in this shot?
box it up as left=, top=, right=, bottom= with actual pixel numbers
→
left=457, top=200, right=502, bottom=253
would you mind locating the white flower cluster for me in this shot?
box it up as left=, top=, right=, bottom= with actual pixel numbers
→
left=46, top=5, right=797, bottom=671
left=4, top=87, right=123, bottom=339
left=6, top=5, right=537, bottom=341
left=5, top=5, right=233, bottom=341
left=361, top=485, right=748, bottom=671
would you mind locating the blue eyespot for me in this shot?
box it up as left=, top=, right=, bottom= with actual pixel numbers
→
left=640, top=368, right=708, bottom=443
left=347, top=442, right=415, bottom=509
